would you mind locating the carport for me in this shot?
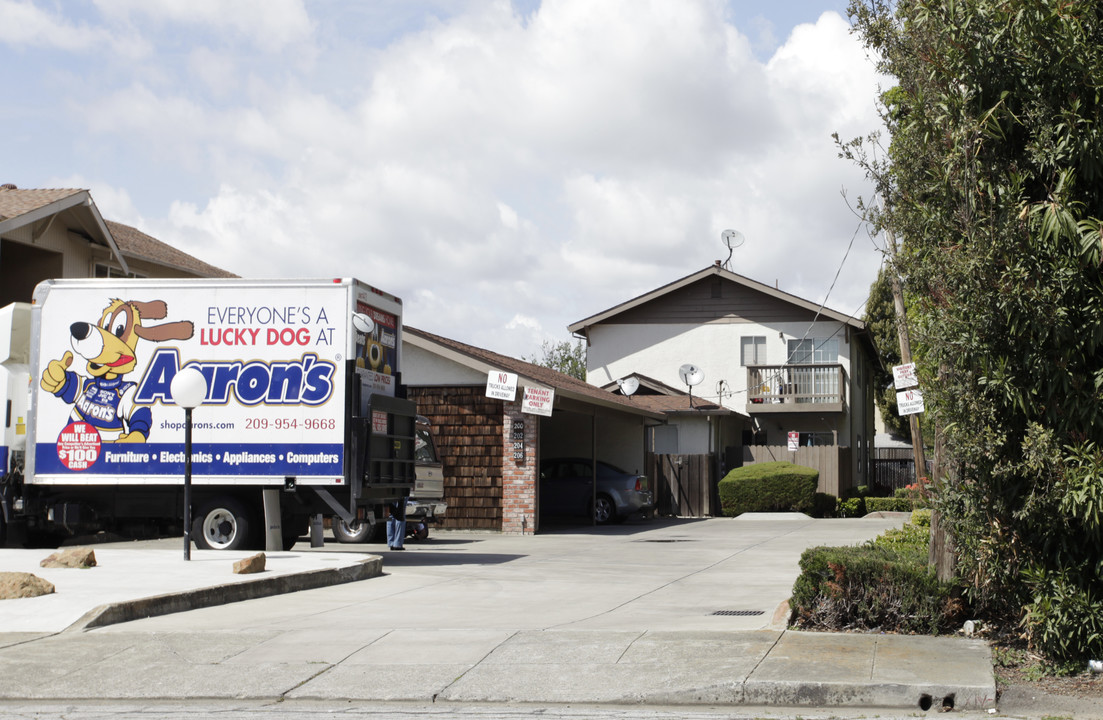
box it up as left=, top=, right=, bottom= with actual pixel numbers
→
left=402, top=327, right=664, bottom=534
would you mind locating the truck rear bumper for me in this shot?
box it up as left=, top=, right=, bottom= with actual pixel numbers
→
left=406, top=499, right=447, bottom=523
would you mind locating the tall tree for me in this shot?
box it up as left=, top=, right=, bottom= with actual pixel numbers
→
left=863, top=266, right=908, bottom=438
left=525, top=339, right=586, bottom=380
left=849, top=0, right=1103, bottom=663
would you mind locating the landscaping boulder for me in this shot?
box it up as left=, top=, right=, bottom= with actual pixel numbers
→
left=233, top=552, right=266, bottom=575
left=0, top=572, right=56, bottom=599
left=40, top=547, right=97, bottom=569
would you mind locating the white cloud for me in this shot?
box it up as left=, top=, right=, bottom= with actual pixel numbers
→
left=0, top=0, right=148, bottom=56
left=30, top=0, right=886, bottom=359
left=92, top=0, right=314, bottom=52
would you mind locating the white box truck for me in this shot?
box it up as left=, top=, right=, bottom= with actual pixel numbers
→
left=0, top=277, right=423, bottom=550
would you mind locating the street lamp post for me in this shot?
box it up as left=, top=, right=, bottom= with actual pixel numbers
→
left=170, top=367, right=208, bottom=561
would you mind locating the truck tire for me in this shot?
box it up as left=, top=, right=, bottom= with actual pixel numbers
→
left=332, top=515, right=384, bottom=543
left=194, top=497, right=253, bottom=550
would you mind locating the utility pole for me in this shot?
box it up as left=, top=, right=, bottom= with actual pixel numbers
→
left=884, top=226, right=927, bottom=484
left=884, top=225, right=953, bottom=580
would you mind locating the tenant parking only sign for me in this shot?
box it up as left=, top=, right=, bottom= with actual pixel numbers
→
left=522, top=386, right=555, bottom=416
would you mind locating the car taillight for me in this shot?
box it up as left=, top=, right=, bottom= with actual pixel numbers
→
left=634, top=478, right=642, bottom=491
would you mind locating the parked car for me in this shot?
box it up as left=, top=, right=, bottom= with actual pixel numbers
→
left=539, top=458, right=654, bottom=524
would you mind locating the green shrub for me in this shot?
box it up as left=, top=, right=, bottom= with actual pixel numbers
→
left=910, top=509, right=931, bottom=528
left=865, top=497, right=912, bottom=513
left=1022, top=567, right=1103, bottom=664
left=790, top=522, right=965, bottom=634
left=894, top=482, right=932, bottom=508
left=837, top=497, right=866, bottom=518
left=718, top=461, right=819, bottom=516
left=812, top=492, right=837, bottom=518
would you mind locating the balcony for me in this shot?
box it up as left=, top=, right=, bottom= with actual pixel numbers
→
left=746, top=364, right=847, bottom=414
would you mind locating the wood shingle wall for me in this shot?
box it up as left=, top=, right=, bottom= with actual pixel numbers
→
left=410, top=387, right=504, bottom=530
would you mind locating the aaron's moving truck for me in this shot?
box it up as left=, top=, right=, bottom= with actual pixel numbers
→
left=0, top=277, right=420, bottom=550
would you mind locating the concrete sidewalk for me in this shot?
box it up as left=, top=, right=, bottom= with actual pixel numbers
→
left=0, top=518, right=999, bottom=712
left=0, top=544, right=381, bottom=633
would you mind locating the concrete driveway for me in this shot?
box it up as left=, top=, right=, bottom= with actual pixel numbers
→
left=0, top=514, right=997, bottom=709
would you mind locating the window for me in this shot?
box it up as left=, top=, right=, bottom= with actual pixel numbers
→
left=787, top=338, right=839, bottom=364
left=798, top=432, right=835, bottom=447
left=740, top=336, right=766, bottom=366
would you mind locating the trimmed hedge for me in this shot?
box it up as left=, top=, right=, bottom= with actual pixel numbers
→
left=789, top=520, right=965, bottom=635
left=865, top=497, right=913, bottom=513
left=719, top=461, right=819, bottom=516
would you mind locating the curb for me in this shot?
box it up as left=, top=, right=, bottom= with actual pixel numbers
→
left=64, top=555, right=383, bottom=633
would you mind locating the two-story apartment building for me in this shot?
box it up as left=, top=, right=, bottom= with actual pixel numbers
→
left=569, top=263, right=878, bottom=498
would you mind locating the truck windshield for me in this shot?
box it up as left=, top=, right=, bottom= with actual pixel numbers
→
left=415, top=424, right=438, bottom=464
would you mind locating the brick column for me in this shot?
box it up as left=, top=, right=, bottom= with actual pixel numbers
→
left=501, top=404, right=537, bottom=534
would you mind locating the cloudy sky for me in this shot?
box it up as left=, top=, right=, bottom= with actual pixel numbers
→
left=1, top=0, right=889, bottom=360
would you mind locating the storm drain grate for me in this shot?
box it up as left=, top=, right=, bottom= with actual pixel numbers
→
left=638, top=538, right=695, bottom=543
left=711, top=609, right=765, bottom=617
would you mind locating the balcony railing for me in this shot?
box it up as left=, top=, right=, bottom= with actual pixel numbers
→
left=746, top=364, right=847, bottom=413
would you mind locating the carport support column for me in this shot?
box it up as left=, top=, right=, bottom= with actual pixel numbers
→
left=502, top=404, right=536, bottom=535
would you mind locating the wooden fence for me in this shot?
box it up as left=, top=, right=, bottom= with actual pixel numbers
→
left=646, top=453, right=716, bottom=518
left=743, top=445, right=851, bottom=496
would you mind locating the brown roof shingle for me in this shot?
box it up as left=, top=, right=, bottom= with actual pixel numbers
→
left=0, top=186, right=83, bottom=222
left=106, top=220, right=237, bottom=278
left=405, top=326, right=666, bottom=418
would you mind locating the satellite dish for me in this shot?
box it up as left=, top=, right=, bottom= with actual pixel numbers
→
left=352, top=312, right=375, bottom=335
left=722, top=229, right=745, bottom=249
left=678, top=363, right=704, bottom=387
left=721, top=229, right=744, bottom=271
left=679, top=363, right=704, bottom=409
left=616, top=377, right=639, bottom=396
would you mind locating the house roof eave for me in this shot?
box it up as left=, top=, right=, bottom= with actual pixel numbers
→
left=404, top=327, right=665, bottom=421
left=0, top=190, right=129, bottom=274
left=568, top=265, right=864, bottom=334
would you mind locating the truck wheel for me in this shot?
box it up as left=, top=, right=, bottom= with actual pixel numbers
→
left=194, top=497, right=253, bottom=550
left=332, top=515, right=383, bottom=543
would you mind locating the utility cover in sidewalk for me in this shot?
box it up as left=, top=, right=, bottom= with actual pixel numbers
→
left=711, top=610, right=765, bottom=616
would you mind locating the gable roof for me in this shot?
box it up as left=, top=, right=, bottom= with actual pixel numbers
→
left=0, top=184, right=234, bottom=278
left=405, top=326, right=664, bottom=420
left=598, top=372, right=685, bottom=396
left=568, top=263, right=865, bottom=336
left=0, top=185, right=128, bottom=273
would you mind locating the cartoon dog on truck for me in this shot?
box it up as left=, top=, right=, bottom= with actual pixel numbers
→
left=41, top=299, right=194, bottom=443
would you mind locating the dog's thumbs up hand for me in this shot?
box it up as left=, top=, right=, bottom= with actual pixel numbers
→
left=41, top=351, right=73, bottom=393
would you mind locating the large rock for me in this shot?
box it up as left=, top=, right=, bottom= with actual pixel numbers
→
left=233, top=552, right=266, bottom=575
left=40, top=547, right=97, bottom=569
left=0, top=572, right=56, bottom=599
